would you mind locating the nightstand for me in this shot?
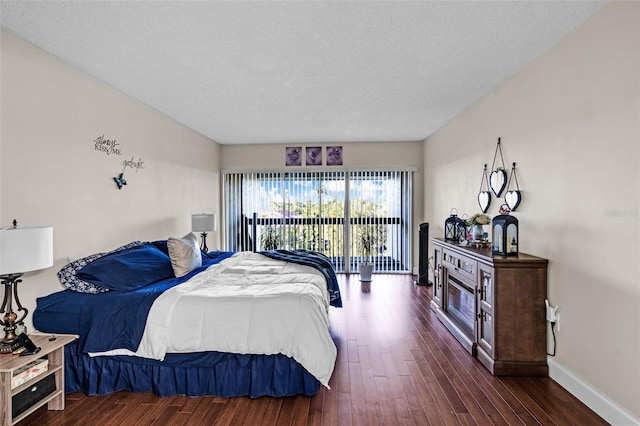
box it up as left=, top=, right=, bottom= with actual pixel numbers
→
left=0, top=334, right=77, bottom=425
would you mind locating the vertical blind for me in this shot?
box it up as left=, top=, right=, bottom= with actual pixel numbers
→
left=222, top=169, right=413, bottom=273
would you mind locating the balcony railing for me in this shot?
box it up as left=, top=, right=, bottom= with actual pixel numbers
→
left=241, top=214, right=407, bottom=273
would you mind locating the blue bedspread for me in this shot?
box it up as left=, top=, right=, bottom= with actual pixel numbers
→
left=36, top=249, right=341, bottom=355
left=74, top=251, right=235, bottom=353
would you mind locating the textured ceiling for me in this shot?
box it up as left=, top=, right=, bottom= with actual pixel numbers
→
left=1, top=1, right=606, bottom=145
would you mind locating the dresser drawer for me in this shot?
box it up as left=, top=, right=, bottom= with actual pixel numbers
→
left=442, top=248, right=477, bottom=282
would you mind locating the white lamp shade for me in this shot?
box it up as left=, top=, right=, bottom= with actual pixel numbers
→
left=0, top=226, right=53, bottom=275
left=192, top=214, right=216, bottom=233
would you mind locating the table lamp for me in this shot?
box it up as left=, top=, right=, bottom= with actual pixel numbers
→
left=191, top=214, right=215, bottom=253
left=0, top=220, right=53, bottom=352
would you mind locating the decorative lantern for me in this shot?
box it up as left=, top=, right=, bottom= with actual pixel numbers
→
left=492, top=213, right=519, bottom=256
left=444, top=209, right=466, bottom=242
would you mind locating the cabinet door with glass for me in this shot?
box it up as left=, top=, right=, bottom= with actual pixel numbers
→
left=476, top=264, right=494, bottom=357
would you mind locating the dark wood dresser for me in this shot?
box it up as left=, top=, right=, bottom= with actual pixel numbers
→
left=431, top=238, right=549, bottom=376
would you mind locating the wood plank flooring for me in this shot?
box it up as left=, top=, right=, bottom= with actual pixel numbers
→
left=18, top=274, right=607, bottom=425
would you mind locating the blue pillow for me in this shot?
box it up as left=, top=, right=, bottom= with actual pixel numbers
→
left=152, top=240, right=169, bottom=255
left=77, top=243, right=174, bottom=292
left=58, top=241, right=142, bottom=294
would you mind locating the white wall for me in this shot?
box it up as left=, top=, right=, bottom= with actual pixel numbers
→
left=423, top=2, right=639, bottom=423
left=0, top=31, right=221, bottom=332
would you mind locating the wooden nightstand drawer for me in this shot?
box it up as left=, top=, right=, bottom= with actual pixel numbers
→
left=12, top=373, right=56, bottom=418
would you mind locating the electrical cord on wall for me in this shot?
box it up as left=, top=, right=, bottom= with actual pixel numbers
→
left=547, top=321, right=557, bottom=356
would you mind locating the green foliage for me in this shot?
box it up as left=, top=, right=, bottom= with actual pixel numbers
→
left=358, top=227, right=376, bottom=262
left=260, top=226, right=281, bottom=250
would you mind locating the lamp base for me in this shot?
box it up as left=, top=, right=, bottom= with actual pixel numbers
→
left=200, top=232, right=209, bottom=253
left=1, top=312, right=19, bottom=344
left=1, top=273, right=28, bottom=350
left=0, top=339, right=23, bottom=354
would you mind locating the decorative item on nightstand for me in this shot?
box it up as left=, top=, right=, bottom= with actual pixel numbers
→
left=191, top=214, right=216, bottom=253
left=444, top=208, right=466, bottom=242
left=0, top=220, right=53, bottom=353
left=492, top=211, right=519, bottom=256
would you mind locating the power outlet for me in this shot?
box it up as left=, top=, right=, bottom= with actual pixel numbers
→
left=545, top=299, right=558, bottom=322
left=555, top=313, right=560, bottom=332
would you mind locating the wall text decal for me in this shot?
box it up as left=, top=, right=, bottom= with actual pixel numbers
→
left=121, top=156, right=145, bottom=173
left=94, top=134, right=147, bottom=189
left=94, top=134, right=121, bottom=156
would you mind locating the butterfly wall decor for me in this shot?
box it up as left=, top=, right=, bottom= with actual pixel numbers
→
left=113, top=172, right=127, bottom=189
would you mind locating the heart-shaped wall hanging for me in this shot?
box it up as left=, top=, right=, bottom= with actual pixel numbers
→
left=504, top=162, right=522, bottom=211
left=489, top=168, right=507, bottom=197
left=477, top=164, right=492, bottom=213
left=478, top=191, right=491, bottom=213
left=489, top=137, right=507, bottom=197
left=505, top=190, right=521, bottom=211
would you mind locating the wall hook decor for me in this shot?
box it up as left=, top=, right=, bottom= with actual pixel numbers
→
left=504, top=162, right=522, bottom=211
left=478, top=164, right=492, bottom=213
left=489, top=137, right=507, bottom=197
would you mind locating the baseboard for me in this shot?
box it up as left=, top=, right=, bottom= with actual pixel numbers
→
left=548, top=357, right=639, bottom=425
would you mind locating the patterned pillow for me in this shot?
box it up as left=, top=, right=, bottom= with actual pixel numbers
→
left=58, top=241, right=142, bottom=293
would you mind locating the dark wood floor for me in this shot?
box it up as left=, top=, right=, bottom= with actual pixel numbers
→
left=18, top=274, right=607, bottom=425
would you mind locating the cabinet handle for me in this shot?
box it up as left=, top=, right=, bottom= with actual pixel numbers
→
left=478, top=285, right=487, bottom=299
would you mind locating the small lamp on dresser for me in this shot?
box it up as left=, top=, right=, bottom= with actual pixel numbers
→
left=0, top=220, right=53, bottom=353
left=192, top=214, right=216, bottom=253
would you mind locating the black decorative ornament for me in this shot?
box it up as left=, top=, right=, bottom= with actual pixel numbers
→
left=489, top=137, right=507, bottom=197
left=477, top=164, right=492, bottom=213
left=492, top=212, right=519, bottom=256
left=113, top=173, right=127, bottom=189
left=504, top=162, right=522, bottom=211
left=461, top=213, right=470, bottom=240
left=444, top=208, right=466, bottom=242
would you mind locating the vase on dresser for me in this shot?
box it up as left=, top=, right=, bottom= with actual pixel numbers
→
left=472, top=224, right=484, bottom=241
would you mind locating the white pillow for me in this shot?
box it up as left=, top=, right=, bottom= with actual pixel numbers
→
left=167, top=233, right=202, bottom=277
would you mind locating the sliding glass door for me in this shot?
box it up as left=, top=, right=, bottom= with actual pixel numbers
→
left=223, top=169, right=413, bottom=273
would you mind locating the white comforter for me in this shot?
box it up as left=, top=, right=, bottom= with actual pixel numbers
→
left=93, top=251, right=337, bottom=387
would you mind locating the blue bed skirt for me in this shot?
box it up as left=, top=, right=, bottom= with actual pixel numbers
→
left=64, top=341, right=321, bottom=398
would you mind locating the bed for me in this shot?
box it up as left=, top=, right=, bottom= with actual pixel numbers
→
left=33, top=237, right=342, bottom=398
